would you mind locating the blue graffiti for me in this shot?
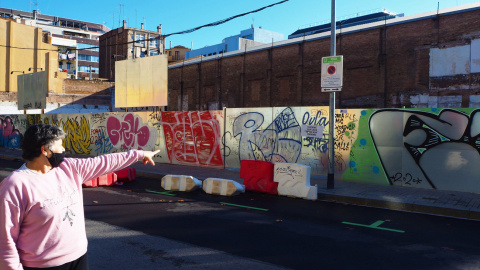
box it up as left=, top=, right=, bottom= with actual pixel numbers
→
left=94, top=129, right=114, bottom=155
left=303, top=137, right=329, bottom=153
left=0, top=116, right=22, bottom=149
left=302, top=111, right=329, bottom=127
left=233, top=107, right=302, bottom=163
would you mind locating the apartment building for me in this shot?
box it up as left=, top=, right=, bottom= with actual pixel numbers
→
left=0, top=8, right=109, bottom=79
left=165, top=45, right=191, bottom=63
left=99, top=21, right=165, bottom=80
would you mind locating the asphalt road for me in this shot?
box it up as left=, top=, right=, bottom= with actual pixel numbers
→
left=2, top=158, right=480, bottom=270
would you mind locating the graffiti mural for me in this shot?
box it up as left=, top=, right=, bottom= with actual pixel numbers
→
left=370, top=108, right=480, bottom=192
left=2, top=106, right=480, bottom=194
left=232, top=107, right=302, bottom=165
left=62, top=116, right=91, bottom=155
left=0, top=116, right=22, bottom=148
left=107, top=113, right=157, bottom=151
left=161, top=111, right=224, bottom=168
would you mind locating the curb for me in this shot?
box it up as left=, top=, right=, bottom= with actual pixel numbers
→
left=317, top=193, right=480, bottom=221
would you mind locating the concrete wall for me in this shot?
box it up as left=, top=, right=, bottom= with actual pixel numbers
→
left=2, top=107, right=480, bottom=194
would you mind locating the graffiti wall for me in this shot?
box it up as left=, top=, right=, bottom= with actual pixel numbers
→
left=2, top=107, right=480, bottom=193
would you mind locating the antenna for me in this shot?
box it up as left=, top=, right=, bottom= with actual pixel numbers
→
left=135, top=9, right=137, bottom=28
left=118, top=4, right=121, bottom=27
left=251, top=17, right=255, bottom=28
left=30, top=0, right=38, bottom=12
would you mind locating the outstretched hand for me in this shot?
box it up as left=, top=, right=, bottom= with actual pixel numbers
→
left=142, top=150, right=160, bottom=166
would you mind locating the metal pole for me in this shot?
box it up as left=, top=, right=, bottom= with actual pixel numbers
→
left=327, top=0, right=336, bottom=189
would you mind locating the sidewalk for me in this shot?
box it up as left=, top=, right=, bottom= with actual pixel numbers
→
left=2, top=147, right=480, bottom=221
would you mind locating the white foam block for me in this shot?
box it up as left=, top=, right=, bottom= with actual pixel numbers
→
left=202, top=178, right=245, bottom=196
left=273, top=163, right=317, bottom=200
left=161, top=175, right=202, bottom=192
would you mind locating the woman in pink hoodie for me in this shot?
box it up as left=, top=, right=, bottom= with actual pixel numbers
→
left=0, top=124, right=159, bottom=270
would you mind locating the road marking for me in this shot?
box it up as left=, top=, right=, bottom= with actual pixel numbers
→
left=145, top=189, right=176, bottom=196
left=220, top=202, right=269, bottom=211
left=342, top=220, right=405, bottom=233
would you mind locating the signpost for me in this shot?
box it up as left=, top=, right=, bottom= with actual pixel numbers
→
left=326, top=0, right=338, bottom=189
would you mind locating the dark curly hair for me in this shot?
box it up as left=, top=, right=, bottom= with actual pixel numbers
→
left=21, top=124, right=66, bottom=161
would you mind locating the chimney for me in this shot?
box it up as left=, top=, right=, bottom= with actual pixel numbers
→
left=141, top=23, right=144, bottom=29
left=33, top=10, right=37, bottom=20
left=157, top=24, right=162, bottom=34
left=123, top=20, right=127, bottom=28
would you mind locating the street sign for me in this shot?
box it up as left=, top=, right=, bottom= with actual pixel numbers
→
left=321, top=87, right=342, bottom=92
left=321, top=55, right=343, bottom=90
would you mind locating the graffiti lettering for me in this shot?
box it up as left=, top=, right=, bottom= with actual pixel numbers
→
left=107, top=113, right=157, bottom=150
left=302, top=111, right=328, bottom=127
left=93, top=129, right=114, bottom=155
left=233, top=108, right=302, bottom=163
left=275, top=165, right=304, bottom=178
left=389, top=172, right=422, bottom=185
left=161, top=111, right=223, bottom=167
left=303, top=137, right=328, bottom=153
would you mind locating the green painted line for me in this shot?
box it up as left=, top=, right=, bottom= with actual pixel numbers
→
left=219, top=202, right=269, bottom=211
left=342, top=220, right=405, bottom=233
left=145, top=189, right=176, bottom=196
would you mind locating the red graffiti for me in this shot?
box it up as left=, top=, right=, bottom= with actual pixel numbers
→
left=106, top=113, right=155, bottom=150
left=161, top=111, right=223, bottom=168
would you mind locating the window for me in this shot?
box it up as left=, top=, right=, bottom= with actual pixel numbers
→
left=67, top=63, right=71, bottom=69
left=135, top=34, right=145, bottom=46
left=169, top=51, right=172, bottom=56
left=150, top=38, right=158, bottom=47
left=59, top=62, right=63, bottom=68
left=78, top=55, right=99, bottom=62
left=78, top=66, right=99, bottom=73
left=150, top=51, right=159, bottom=56
left=78, top=54, right=89, bottom=61
left=77, top=43, right=99, bottom=52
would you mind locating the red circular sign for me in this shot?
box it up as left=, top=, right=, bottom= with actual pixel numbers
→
left=327, top=65, right=336, bottom=75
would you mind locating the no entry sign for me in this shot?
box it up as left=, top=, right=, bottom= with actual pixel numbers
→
left=321, top=56, right=343, bottom=91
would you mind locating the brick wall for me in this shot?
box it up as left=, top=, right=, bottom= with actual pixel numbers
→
left=167, top=7, right=480, bottom=110
left=63, top=79, right=113, bottom=95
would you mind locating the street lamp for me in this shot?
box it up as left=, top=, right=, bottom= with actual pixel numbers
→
left=28, top=67, right=43, bottom=71
left=10, top=71, right=25, bottom=74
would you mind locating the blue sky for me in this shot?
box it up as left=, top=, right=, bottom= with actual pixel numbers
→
left=3, top=0, right=478, bottom=49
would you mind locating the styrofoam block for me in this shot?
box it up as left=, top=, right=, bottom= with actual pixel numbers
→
left=273, top=163, right=317, bottom=200
left=202, top=178, right=245, bottom=196
left=161, top=175, right=202, bottom=192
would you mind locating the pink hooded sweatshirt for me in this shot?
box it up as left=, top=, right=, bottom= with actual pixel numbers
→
left=0, top=150, right=144, bottom=270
